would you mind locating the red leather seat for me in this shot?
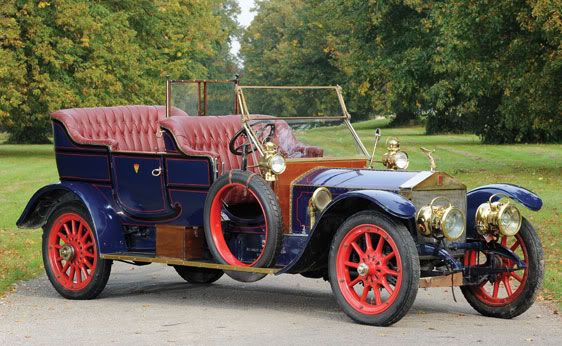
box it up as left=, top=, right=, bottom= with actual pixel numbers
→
left=159, top=115, right=324, bottom=174
left=52, top=106, right=187, bottom=152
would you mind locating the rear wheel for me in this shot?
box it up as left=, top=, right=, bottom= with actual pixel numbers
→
left=461, top=219, right=544, bottom=318
left=42, top=202, right=112, bottom=299
left=328, top=211, right=419, bottom=326
left=173, top=266, right=223, bottom=284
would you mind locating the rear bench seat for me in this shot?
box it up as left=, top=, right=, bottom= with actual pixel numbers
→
left=52, top=105, right=187, bottom=152
left=52, top=106, right=323, bottom=171
left=159, top=115, right=323, bottom=172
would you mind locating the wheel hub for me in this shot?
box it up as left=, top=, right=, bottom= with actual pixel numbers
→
left=59, top=244, right=75, bottom=261
left=357, top=262, right=370, bottom=276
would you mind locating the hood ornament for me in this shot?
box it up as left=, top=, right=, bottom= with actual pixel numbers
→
left=420, top=147, right=436, bottom=172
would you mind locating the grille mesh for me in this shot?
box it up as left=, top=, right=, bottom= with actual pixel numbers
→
left=409, top=189, right=467, bottom=243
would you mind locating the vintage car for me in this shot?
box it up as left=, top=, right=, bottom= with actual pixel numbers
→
left=17, top=79, right=544, bottom=326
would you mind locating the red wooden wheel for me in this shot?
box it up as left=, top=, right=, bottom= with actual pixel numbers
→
left=335, top=224, right=403, bottom=315
left=461, top=219, right=543, bottom=319
left=47, top=212, right=98, bottom=291
left=464, top=234, right=528, bottom=306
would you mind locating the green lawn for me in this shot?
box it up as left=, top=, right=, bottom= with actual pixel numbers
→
left=0, top=142, right=57, bottom=294
left=0, top=123, right=560, bottom=306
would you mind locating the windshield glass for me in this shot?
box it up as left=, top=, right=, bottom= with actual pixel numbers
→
left=238, top=86, right=368, bottom=158
left=169, top=80, right=238, bottom=116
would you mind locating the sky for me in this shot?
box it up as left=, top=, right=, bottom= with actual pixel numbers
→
left=231, top=0, right=256, bottom=57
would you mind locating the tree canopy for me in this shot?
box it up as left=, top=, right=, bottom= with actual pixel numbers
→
left=0, top=0, right=239, bottom=143
left=241, top=0, right=561, bottom=143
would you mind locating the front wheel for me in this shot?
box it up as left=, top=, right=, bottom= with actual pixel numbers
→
left=461, top=219, right=544, bottom=319
left=328, top=211, right=420, bottom=326
left=42, top=202, right=112, bottom=299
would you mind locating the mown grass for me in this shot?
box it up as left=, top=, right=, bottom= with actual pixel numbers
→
left=0, top=142, right=57, bottom=295
left=301, top=119, right=561, bottom=306
left=0, top=123, right=560, bottom=307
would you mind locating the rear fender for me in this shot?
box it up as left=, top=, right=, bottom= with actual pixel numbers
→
left=466, top=183, right=542, bottom=238
left=17, top=182, right=126, bottom=253
left=279, top=190, right=416, bottom=274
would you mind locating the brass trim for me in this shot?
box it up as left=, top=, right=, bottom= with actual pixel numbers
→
left=101, top=253, right=279, bottom=274
left=286, top=156, right=367, bottom=163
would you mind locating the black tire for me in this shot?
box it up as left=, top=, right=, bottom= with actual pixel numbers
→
left=173, top=266, right=224, bottom=284
left=328, top=211, right=420, bottom=326
left=203, top=170, right=283, bottom=282
left=42, top=201, right=112, bottom=299
left=461, top=219, right=544, bottom=319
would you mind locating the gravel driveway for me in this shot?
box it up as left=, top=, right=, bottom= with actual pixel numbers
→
left=1, top=262, right=560, bottom=345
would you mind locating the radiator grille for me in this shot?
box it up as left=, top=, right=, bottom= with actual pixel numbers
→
left=408, top=189, right=467, bottom=243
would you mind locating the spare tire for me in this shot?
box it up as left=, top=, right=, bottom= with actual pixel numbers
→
left=203, top=170, right=283, bottom=282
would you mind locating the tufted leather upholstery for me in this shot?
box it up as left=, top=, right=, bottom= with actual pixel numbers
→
left=159, top=115, right=324, bottom=174
left=52, top=106, right=188, bottom=152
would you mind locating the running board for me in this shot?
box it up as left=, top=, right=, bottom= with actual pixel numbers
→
left=101, top=253, right=279, bottom=274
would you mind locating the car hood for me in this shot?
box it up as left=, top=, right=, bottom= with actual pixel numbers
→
left=293, top=168, right=434, bottom=191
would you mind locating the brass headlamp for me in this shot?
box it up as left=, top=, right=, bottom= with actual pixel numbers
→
left=382, top=137, right=409, bottom=170
left=258, top=142, right=286, bottom=181
left=416, top=197, right=466, bottom=240
left=475, top=194, right=522, bottom=237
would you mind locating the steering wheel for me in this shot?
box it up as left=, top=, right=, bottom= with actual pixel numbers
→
left=229, top=121, right=276, bottom=156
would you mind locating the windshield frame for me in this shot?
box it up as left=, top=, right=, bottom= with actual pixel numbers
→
left=235, top=85, right=370, bottom=158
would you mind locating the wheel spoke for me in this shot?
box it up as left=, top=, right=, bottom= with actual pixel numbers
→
left=351, top=242, right=364, bottom=257
left=75, top=265, right=82, bottom=283
left=81, top=265, right=90, bottom=278
left=62, top=223, right=71, bottom=236
left=381, top=278, right=394, bottom=295
left=365, top=232, right=373, bottom=251
left=79, top=224, right=88, bottom=242
left=345, top=261, right=359, bottom=268
left=382, top=252, right=395, bottom=263
left=492, top=281, right=500, bottom=298
left=84, top=242, right=94, bottom=250
left=383, top=267, right=399, bottom=277
left=57, top=231, right=70, bottom=244
left=83, top=260, right=93, bottom=270
left=373, top=284, right=382, bottom=305
left=71, top=220, right=77, bottom=236
left=348, top=276, right=362, bottom=288
left=84, top=252, right=94, bottom=259
left=68, top=266, right=75, bottom=282
left=360, top=285, right=370, bottom=302
left=375, top=235, right=384, bottom=256
left=510, top=240, right=520, bottom=252
left=61, top=261, right=70, bottom=274
left=502, top=276, right=513, bottom=296
left=511, top=272, right=523, bottom=283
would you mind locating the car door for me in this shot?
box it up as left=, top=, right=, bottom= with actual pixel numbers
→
left=111, top=153, right=168, bottom=216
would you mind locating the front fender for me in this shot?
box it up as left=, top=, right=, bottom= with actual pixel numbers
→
left=279, top=190, right=415, bottom=274
left=17, top=182, right=126, bottom=253
left=328, top=190, right=416, bottom=219
left=466, top=183, right=542, bottom=237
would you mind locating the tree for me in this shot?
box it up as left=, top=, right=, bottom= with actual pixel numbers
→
left=429, top=0, right=561, bottom=142
left=241, top=0, right=561, bottom=142
left=0, top=0, right=239, bottom=143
